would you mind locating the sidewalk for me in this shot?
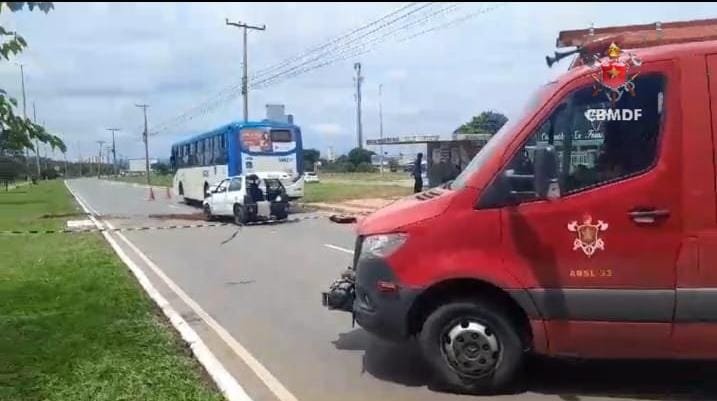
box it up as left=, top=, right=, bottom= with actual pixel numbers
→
left=304, top=197, right=398, bottom=215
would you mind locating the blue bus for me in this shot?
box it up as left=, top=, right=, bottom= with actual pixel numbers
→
left=170, top=120, right=304, bottom=202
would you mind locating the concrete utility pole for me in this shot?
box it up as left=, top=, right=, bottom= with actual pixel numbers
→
left=96, top=140, right=105, bottom=178
left=226, top=19, right=265, bottom=122
left=378, top=83, right=384, bottom=174
left=107, top=128, right=120, bottom=176
left=354, top=62, right=364, bottom=149
left=135, top=104, right=151, bottom=186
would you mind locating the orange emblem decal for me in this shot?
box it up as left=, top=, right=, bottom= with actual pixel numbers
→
left=567, top=215, right=608, bottom=257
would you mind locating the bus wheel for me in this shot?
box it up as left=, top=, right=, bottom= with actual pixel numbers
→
left=419, top=299, right=524, bottom=394
left=234, top=204, right=249, bottom=225
left=178, top=182, right=188, bottom=204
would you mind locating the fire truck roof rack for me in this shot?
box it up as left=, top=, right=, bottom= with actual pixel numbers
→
left=547, top=18, right=717, bottom=68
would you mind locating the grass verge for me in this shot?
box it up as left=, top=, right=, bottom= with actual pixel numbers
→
left=302, top=181, right=411, bottom=203
left=110, top=173, right=173, bottom=188
left=0, top=180, right=222, bottom=401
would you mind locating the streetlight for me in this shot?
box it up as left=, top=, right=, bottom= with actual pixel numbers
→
left=378, top=84, right=384, bottom=175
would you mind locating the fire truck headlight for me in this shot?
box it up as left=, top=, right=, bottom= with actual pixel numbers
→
left=361, top=233, right=407, bottom=259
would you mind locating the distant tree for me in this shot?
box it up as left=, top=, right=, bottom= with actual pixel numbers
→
left=153, top=161, right=170, bottom=175
left=355, top=162, right=376, bottom=173
left=454, top=111, right=508, bottom=136
left=303, top=148, right=320, bottom=170
left=347, top=147, right=375, bottom=166
left=0, top=2, right=64, bottom=162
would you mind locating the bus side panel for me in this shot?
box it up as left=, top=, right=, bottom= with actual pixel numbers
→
left=295, top=128, right=304, bottom=174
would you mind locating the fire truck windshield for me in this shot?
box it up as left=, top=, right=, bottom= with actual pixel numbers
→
left=450, top=82, right=557, bottom=190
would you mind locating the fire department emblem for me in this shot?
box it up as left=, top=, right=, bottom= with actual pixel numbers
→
left=591, top=42, right=641, bottom=107
left=567, top=215, right=608, bottom=257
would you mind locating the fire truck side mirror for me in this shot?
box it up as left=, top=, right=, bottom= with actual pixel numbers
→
left=533, top=145, right=560, bottom=201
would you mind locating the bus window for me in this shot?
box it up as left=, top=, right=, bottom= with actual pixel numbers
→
left=216, top=134, right=226, bottom=164
left=189, top=142, right=197, bottom=166
left=270, top=129, right=294, bottom=152
left=270, top=129, right=292, bottom=142
left=206, top=137, right=214, bottom=165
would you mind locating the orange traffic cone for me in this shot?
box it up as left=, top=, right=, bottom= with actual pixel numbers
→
left=148, top=187, right=155, bottom=201
left=166, top=187, right=172, bottom=199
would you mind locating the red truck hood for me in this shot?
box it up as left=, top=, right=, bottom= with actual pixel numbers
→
left=357, top=188, right=453, bottom=234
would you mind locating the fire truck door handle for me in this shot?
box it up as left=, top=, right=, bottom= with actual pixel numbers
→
left=628, top=208, right=670, bottom=224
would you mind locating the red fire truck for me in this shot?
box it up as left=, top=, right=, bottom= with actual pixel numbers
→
left=323, top=18, right=717, bottom=393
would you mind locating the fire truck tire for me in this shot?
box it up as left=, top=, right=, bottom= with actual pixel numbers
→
left=419, top=300, right=524, bottom=394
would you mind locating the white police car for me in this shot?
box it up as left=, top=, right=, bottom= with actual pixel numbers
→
left=202, top=174, right=289, bottom=224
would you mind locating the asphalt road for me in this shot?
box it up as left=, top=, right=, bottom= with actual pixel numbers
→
left=65, top=178, right=717, bottom=401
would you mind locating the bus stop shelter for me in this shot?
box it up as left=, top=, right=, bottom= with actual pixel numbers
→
left=366, top=134, right=490, bottom=187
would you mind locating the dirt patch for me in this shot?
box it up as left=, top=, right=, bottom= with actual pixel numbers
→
left=148, top=213, right=207, bottom=221
left=41, top=212, right=90, bottom=219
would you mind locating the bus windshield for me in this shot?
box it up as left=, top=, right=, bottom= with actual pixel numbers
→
left=240, top=128, right=295, bottom=153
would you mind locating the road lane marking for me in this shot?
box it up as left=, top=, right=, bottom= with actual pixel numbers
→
left=65, top=180, right=254, bottom=401
left=109, top=221, right=300, bottom=401
left=324, top=244, right=354, bottom=254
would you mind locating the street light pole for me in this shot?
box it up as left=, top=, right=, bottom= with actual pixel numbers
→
left=378, top=83, right=384, bottom=175
left=135, top=104, right=151, bottom=186
left=32, top=102, right=41, bottom=178
left=107, top=128, right=120, bottom=176
left=96, top=140, right=105, bottom=178
left=15, top=63, right=31, bottom=179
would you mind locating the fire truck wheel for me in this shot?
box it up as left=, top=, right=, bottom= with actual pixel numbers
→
left=419, top=300, right=524, bottom=394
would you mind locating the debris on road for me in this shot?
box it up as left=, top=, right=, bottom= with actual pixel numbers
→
left=329, top=214, right=357, bottom=224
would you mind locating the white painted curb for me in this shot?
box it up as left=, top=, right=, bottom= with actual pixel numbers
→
left=64, top=180, right=252, bottom=401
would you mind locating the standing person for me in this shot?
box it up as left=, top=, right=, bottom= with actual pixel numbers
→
left=412, top=152, right=423, bottom=193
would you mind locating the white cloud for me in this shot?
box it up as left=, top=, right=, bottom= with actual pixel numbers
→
left=3, top=2, right=717, bottom=159
left=386, top=69, right=407, bottom=82
left=310, top=123, right=344, bottom=137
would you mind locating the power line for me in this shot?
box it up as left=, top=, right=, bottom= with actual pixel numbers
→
left=250, top=3, right=461, bottom=90
left=150, top=3, right=438, bottom=135
left=248, top=2, right=421, bottom=82
left=248, top=2, right=430, bottom=83
left=151, top=2, right=504, bottom=136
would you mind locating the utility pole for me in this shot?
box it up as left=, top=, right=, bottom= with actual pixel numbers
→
left=96, top=140, right=105, bottom=178
left=107, top=128, right=120, bottom=176
left=32, top=102, right=41, bottom=178
left=135, top=104, right=151, bottom=186
left=378, top=83, right=384, bottom=174
left=354, top=62, right=363, bottom=149
left=226, top=18, right=265, bottom=122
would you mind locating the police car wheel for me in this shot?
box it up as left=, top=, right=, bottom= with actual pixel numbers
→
left=203, top=204, right=213, bottom=221
left=233, top=204, right=249, bottom=225
left=419, top=300, right=524, bottom=394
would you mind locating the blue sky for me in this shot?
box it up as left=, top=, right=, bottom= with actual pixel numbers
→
left=2, top=2, right=717, bottom=161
